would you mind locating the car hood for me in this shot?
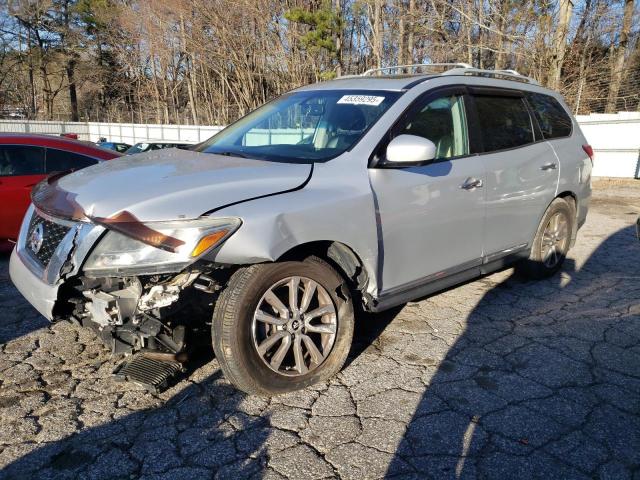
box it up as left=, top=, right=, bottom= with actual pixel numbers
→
left=46, top=149, right=312, bottom=222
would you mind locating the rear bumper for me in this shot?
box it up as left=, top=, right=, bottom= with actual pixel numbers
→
left=9, top=248, right=58, bottom=320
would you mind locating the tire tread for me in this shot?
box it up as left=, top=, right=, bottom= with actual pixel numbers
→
left=213, top=265, right=265, bottom=394
left=212, top=259, right=353, bottom=396
left=517, top=198, right=573, bottom=279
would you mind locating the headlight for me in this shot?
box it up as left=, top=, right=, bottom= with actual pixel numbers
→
left=83, top=217, right=241, bottom=276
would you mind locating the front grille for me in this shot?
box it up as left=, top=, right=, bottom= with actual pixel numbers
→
left=26, top=213, right=71, bottom=267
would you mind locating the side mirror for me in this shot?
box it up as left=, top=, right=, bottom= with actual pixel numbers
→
left=385, top=134, right=437, bottom=165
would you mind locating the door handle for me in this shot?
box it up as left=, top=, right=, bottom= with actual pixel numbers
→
left=540, top=162, right=557, bottom=171
left=460, top=177, right=483, bottom=190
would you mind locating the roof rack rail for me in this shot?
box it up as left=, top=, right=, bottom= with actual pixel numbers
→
left=361, top=63, right=472, bottom=76
left=357, top=62, right=539, bottom=85
left=441, top=67, right=539, bottom=85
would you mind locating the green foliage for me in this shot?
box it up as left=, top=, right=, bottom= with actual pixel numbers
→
left=74, top=0, right=111, bottom=33
left=319, top=71, right=338, bottom=80
left=285, top=2, right=342, bottom=56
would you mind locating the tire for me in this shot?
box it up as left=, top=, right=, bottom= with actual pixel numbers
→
left=212, top=257, right=354, bottom=396
left=517, top=198, right=573, bottom=279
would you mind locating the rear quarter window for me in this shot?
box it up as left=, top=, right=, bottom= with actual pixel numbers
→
left=473, top=95, right=534, bottom=152
left=526, top=93, right=573, bottom=139
left=46, top=149, right=98, bottom=173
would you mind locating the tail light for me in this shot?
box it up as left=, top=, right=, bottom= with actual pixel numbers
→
left=582, top=144, right=594, bottom=163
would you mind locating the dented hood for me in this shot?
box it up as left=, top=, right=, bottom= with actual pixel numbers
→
left=38, top=149, right=312, bottom=222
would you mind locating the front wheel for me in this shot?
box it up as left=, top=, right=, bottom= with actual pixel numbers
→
left=517, top=198, right=573, bottom=279
left=212, top=258, right=354, bottom=396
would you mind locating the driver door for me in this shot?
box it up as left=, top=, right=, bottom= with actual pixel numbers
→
left=368, top=88, right=486, bottom=293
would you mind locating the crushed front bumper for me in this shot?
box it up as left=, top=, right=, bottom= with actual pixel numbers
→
left=9, top=205, right=105, bottom=320
left=10, top=248, right=59, bottom=320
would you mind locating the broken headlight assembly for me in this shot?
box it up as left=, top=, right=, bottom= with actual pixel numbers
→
left=83, top=217, right=241, bottom=276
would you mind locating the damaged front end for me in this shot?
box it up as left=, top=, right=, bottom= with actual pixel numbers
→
left=13, top=176, right=242, bottom=365
left=58, top=269, right=225, bottom=357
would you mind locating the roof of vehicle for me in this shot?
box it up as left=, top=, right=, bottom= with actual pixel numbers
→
left=296, top=75, right=422, bottom=92
left=0, top=133, right=122, bottom=160
left=295, top=64, right=551, bottom=95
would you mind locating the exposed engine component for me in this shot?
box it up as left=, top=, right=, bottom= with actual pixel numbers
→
left=137, top=272, right=200, bottom=311
left=83, top=282, right=141, bottom=327
left=61, top=268, right=230, bottom=357
left=193, top=273, right=221, bottom=293
left=113, top=353, right=185, bottom=393
left=138, top=285, right=181, bottom=311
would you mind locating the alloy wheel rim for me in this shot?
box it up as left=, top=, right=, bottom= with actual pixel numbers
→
left=252, top=276, right=337, bottom=376
left=541, top=212, right=569, bottom=268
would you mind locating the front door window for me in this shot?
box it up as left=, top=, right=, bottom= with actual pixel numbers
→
left=400, top=95, right=469, bottom=160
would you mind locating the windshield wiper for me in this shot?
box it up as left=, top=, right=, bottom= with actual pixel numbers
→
left=215, top=151, right=249, bottom=158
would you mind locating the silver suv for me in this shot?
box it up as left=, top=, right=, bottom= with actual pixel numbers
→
left=10, top=64, right=592, bottom=395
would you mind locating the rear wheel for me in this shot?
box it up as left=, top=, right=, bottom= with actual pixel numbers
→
left=518, top=198, right=573, bottom=279
left=212, top=258, right=354, bottom=396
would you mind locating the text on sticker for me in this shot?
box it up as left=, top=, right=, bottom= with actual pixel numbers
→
left=337, top=95, right=385, bottom=106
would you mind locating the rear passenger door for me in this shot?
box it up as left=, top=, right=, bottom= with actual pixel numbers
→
left=470, top=89, right=559, bottom=257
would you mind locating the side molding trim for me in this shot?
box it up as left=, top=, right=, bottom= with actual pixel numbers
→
left=368, top=245, right=530, bottom=312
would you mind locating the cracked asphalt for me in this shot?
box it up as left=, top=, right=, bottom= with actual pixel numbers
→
left=1, top=179, right=639, bottom=479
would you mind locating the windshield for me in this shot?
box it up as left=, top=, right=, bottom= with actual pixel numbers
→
left=195, top=89, right=402, bottom=163
left=126, top=143, right=149, bottom=154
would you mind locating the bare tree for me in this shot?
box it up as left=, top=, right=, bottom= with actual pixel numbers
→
left=0, top=0, right=637, bottom=123
left=372, top=0, right=384, bottom=68
left=406, top=0, right=415, bottom=63
left=605, top=0, right=635, bottom=112
left=549, top=0, right=573, bottom=90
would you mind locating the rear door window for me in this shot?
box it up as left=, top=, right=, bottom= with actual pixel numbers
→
left=0, top=145, right=45, bottom=176
left=473, top=95, right=534, bottom=152
left=526, top=93, right=572, bottom=139
left=46, top=149, right=98, bottom=173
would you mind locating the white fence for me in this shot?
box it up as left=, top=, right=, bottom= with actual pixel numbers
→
left=575, top=112, right=640, bottom=179
left=1, top=112, right=639, bottom=178
left=0, top=120, right=224, bottom=145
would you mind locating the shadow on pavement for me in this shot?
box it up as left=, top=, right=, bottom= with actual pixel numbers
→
left=2, top=226, right=639, bottom=478
left=1, top=367, right=274, bottom=479
left=1, top=244, right=274, bottom=478
left=386, top=225, right=640, bottom=478
left=0, top=265, right=397, bottom=479
left=345, top=306, right=404, bottom=369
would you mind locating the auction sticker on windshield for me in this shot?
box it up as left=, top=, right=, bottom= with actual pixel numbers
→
left=337, top=95, right=385, bottom=106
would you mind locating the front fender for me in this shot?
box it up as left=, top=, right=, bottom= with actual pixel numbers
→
left=209, top=167, right=380, bottom=294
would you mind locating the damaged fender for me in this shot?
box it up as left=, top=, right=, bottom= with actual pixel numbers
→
left=208, top=160, right=382, bottom=296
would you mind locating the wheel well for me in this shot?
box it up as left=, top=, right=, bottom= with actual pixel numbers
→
left=557, top=191, right=578, bottom=245
left=558, top=191, right=576, bottom=210
left=277, top=241, right=368, bottom=293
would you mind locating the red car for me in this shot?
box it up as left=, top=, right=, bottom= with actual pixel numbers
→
left=0, top=134, right=121, bottom=242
